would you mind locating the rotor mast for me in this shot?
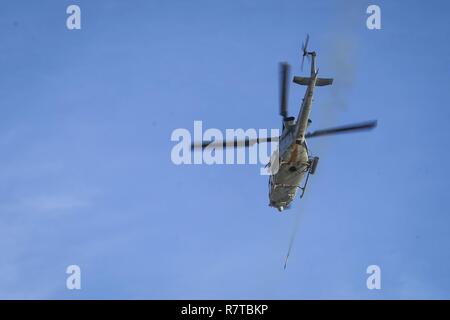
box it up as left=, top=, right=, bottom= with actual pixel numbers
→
left=309, top=51, right=317, bottom=76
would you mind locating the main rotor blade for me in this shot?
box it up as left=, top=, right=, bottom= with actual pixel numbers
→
left=304, top=120, right=377, bottom=139
left=279, top=63, right=290, bottom=119
left=190, top=136, right=279, bottom=150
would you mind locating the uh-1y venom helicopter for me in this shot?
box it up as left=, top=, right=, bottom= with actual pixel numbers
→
left=191, top=35, right=377, bottom=212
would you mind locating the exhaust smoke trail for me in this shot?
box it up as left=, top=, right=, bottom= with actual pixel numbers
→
left=283, top=206, right=303, bottom=269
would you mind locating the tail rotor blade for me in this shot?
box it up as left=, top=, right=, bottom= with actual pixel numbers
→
left=304, top=34, right=309, bottom=53
left=300, top=34, right=309, bottom=71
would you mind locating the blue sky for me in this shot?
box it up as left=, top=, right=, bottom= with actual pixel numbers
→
left=0, top=0, right=449, bottom=299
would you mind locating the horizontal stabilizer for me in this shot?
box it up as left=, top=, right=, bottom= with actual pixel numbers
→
left=293, top=76, right=333, bottom=86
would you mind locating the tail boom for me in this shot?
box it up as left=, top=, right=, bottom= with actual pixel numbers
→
left=294, top=72, right=318, bottom=142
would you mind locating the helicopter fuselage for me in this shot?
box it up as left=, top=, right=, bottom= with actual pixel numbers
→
left=268, top=54, right=319, bottom=211
left=268, top=132, right=310, bottom=211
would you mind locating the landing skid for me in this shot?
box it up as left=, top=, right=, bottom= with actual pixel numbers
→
left=299, top=170, right=310, bottom=199
left=299, top=156, right=319, bottom=199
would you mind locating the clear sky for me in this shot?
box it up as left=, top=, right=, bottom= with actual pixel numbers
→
left=0, top=0, right=449, bottom=299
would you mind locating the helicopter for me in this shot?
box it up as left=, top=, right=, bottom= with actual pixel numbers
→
left=191, top=35, right=377, bottom=212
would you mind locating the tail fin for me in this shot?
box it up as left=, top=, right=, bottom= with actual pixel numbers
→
left=293, top=76, right=333, bottom=86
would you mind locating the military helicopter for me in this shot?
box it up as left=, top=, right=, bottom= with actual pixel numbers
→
left=191, top=35, right=377, bottom=212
